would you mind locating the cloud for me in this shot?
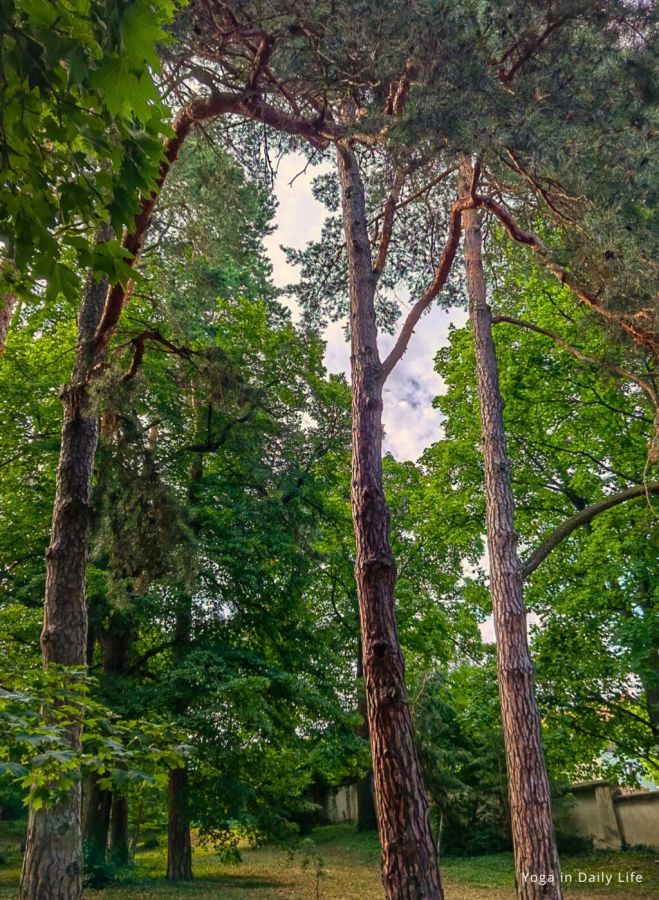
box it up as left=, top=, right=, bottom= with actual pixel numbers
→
left=265, top=153, right=468, bottom=461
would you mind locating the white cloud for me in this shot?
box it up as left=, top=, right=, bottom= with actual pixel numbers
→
left=479, top=611, right=542, bottom=645
left=265, top=153, right=467, bottom=461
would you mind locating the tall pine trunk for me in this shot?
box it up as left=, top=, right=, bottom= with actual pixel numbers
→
left=338, top=143, right=443, bottom=900
left=356, top=640, right=377, bottom=831
left=462, top=186, right=562, bottom=899
left=20, top=236, right=112, bottom=900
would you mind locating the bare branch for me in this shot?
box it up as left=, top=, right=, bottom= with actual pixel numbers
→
left=122, top=330, right=193, bottom=382
left=91, top=90, right=361, bottom=362
left=369, top=166, right=456, bottom=226
left=381, top=194, right=471, bottom=379
left=475, top=195, right=659, bottom=354
left=373, top=165, right=409, bottom=277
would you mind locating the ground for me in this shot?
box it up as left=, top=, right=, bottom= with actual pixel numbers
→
left=0, top=823, right=657, bottom=899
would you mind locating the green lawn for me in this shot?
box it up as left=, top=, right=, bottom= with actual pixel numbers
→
left=0, top=823, right=657, bottom=899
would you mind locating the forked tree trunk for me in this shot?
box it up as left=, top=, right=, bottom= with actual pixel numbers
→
left=109, top=793, right=130, bottom=867
left=462, top=186, right=562, bottom=899
left=20, top=235, right=112, bottom=900
left=338, top=143, right=443, bottom=900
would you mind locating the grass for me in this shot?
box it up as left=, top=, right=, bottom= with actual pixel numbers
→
left=0, top=823, right=657, bottom=898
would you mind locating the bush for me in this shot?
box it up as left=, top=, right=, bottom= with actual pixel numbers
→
left=0, top=784, right=25, bottom=822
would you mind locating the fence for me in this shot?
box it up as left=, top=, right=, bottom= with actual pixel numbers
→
left=321, top=779, right=659, bottom=851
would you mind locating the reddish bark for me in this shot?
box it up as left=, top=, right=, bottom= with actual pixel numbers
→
left=462, top=175, right=562, bottom=899
left=338, top=143, right=443, bottom=900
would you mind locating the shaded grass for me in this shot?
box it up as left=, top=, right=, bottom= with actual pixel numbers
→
left=0, top=823, right=657, bottom=898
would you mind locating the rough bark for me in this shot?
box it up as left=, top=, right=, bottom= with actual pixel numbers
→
left=462, top=181, right=562, bottom=899
left=338, top=143, right=443, bottom=900
left=0, top=292, right=16, bottom=357
left=356, top=640, right=377, bottom=831
left=20, top=227, right=112, bottom=900
left=109, top=794, right=130, bottom=867
left=81, top=774, right=112, bottom=882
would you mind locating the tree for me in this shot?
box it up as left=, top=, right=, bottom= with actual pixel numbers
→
left=423, top=242, right=658, bottom=790
left=6, top=13, right=338, bottom=893
left=460, top=167, right=561, bottom=897
left=79, top=135, right=362, bottom=881
left=4, top=3, right=657, bottom=897
left=19, top=248, right=112, bottom=899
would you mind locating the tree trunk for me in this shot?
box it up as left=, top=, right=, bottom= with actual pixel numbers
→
left=166, top=435, right=201, bottom=881
left=20, top=232, right=112, bottom=900
left=81, top=774, right=112, bottom=882
left=643, top=651, right=659, bottom=742
left=165, top=601, right=194, bottom=882
left=0, top=292, right=16, bottom=357
left=462, top=179, right=562, bottom=899
left=356, top=640, right=377, bottom=830
left=109, top=793, right=130, bottom=867
left=338, top=143, right=443, bottom=900
left=165, top=590, right=194, bottom=882
left=166, top=767, right=192, bottom=882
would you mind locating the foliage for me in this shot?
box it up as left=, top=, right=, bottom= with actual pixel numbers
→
left=423, top=243, right=658, bottom=784
left=0, top=665, right=186, bottom=809
left=0, top=0, right=180, bottom=300
left=415, top=662, right=511, bottom=856
left=1, top=0, right=657, bottom=887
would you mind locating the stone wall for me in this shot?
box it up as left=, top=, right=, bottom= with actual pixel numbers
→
left=558, top=781, right=659, bottom=851
left=323, top=783, right=359, bottom=824
left=614, top=791, right=659, bottom=849
left=320, top=778, right=659, bottom=849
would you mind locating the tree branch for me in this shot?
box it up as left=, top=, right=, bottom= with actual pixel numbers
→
left=523, top=482, right=659, bottom=578
left=475, top=195, right=659, bottom=353
left=381, top=194, right=472, bottom=379
left=121, top=330, right=193, bottom=382
left=91, top=90, right=353, bottom=361
left=373, top=165, right=410, bottom=276
left=492, top=315, right=657, bottom=406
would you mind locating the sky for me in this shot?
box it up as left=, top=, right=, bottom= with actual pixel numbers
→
left=263, top=154, right=498, bottom=643
left=263, top=153, right=468, bottom=462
